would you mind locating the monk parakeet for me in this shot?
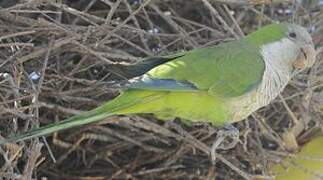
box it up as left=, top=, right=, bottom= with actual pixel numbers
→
left=1, top=23, right=316, bottom=143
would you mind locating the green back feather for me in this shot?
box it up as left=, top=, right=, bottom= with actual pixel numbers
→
left=246, top=23, right=287, bottom=47
left=147, top=39, right=264, bottom=97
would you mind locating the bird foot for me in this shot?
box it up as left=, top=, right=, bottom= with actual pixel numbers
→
left=211, top=124, right=240, bottom=164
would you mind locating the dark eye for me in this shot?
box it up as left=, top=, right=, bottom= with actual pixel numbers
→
left=289, top=32, right=297, bottom=38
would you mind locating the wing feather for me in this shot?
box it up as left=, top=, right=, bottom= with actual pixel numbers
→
left=127, top=39, right=265, bottom=97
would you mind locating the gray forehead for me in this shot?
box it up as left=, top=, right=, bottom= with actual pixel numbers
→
left=287, top=24, right=312, bottom=43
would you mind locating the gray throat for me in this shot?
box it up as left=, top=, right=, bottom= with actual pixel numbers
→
left=257, top=38, right=298, bottom=107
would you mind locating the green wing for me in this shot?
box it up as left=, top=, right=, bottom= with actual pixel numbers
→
left=130, top=39, right=265, bottom=97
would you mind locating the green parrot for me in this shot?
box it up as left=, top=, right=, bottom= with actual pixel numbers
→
left=1, top=23, right=316, bottom=144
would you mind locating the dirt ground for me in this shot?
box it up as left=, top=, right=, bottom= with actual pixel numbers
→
left=0, top=0, right=322, bottom=179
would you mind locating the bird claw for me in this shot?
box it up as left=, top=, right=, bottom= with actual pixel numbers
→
left=211, top=124, right=240, bottom=164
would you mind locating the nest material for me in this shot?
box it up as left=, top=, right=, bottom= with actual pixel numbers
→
left=0, top=0, right=322, bottom=179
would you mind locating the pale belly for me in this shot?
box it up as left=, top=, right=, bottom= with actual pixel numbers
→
left=226, top=91, right=263, bottom=123
left=151, top=90, right=268, bottom=125
left=119, top=87, right=281, bottom=126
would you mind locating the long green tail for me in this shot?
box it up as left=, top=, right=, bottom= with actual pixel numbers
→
left=1, top=90, right=163, bottom=144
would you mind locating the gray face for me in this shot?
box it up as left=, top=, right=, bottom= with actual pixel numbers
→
left=286, top=24, right=316, bottom=70
left=287, top=24, right=313, bottom=45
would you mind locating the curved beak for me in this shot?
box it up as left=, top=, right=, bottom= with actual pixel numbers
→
left=292, top=44, right=316, bottom=70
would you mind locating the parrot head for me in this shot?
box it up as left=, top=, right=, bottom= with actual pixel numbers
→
left=248, top=23, right=316, bottom=77
left=244, top=23, right=317, bottom=108
left=284, top=24, right=316, bottom=71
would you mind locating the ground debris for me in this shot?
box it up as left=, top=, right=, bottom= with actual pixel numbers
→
left=0, top=0, right=322, bottom=179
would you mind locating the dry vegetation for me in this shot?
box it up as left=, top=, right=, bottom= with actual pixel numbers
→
left=0, top=0, right=322, bottom=179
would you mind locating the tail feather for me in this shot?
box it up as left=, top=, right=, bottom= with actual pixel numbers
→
left=1, top=90, right=164, bottom=144
left=3, top=110, right=113, bottom=143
